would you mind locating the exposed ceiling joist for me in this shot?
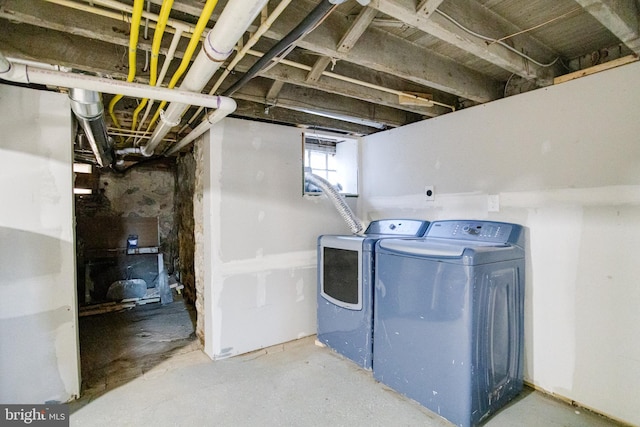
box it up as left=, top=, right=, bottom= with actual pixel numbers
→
left=417, top=0, right=445, bottom=16
left=369, top=0, right=558, bottom=82
left=574, top=0, right=640, bottom=54
left=337, top=6, right=378, bottom=53
left=266, top=1, right=501, bottom=102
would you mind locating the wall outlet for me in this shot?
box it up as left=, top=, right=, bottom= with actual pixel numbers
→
left=488, top=194, right=500, bottom=212
left=425, top=185, right=435, bottom=201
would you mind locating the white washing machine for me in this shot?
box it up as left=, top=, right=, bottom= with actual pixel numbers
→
left=317, top=219, right=429, bottom=369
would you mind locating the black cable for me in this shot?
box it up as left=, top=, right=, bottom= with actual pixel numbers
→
left=222, top=0, right=336, bottom=97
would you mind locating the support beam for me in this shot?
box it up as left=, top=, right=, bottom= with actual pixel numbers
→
left=574, top=0, right=640, bottom=54
left=233, top=78, right=421, bottom=129
left=0, top=0, right=185, bottom=59
left=306, top=56, right=333, bottom=83
left=266, top=1, right=501, bottom=102
left=231, top=52, right=452, bottom=117
left=368, top=0, right=557, bottom=82
left=232, top=99, right=381, bottom=135
left=337, top=6, right=378, bottom=53
left=265, top=80, right=284, bottom=103
left=417, top=0, right=445, bottom=16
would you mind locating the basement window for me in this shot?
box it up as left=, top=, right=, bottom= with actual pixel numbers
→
left=303, top=132, right=358, bottom=196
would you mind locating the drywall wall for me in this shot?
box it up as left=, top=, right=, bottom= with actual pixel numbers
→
left=361, top=62, right=640, bottom=426
left=195, top=118, right=354, bottom=359
left=0, top=84, right=79, bottom=403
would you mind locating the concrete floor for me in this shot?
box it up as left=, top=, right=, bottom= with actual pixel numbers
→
left=70, top=298, right=623, bottom=427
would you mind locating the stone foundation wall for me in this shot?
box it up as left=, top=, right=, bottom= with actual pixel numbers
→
left=175, top=152, right=197, bottom=305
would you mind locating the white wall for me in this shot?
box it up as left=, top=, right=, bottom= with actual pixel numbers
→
left=0, top=84, right=79, bottom=403
left=361, top=62, right=640, bottom=426
left=197, top=118, right=354, bottom=359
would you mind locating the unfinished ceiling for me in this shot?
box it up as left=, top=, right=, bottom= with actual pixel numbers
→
left=1, top=0, right=638, bottom=161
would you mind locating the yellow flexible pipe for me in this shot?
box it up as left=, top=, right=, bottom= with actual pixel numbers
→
left=131, top=0, right=174, bottom=132
left=145, top=0, right=219, bottom=133
left=108, top=0, right=144, bottom=129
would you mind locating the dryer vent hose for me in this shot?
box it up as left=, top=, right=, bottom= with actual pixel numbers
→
left=305, top=172, right=365, bottom=235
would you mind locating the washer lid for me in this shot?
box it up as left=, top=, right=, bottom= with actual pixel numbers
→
left=378, top=239, right=504, bottom=257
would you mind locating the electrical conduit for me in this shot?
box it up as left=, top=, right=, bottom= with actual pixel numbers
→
left=222, top=0, right=338, bottom=97
left=142, top=0, right=269, bottom=156
left=108, top=0, right=144, bottom=128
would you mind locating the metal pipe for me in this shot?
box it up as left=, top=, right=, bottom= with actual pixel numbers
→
left=181, top=0, right=292, bottom=133
left=69, top=89, right=113, bottom=167
left=142, top=0, right=268, bottom=156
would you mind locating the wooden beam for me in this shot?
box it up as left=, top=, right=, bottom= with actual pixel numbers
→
left=232, top=99, right=381, bottom=135
left=233, top=78, right=423, bottom=129
left=574, top=0, right=640, bottom=54
left=337, top=6, right=378, bottom=53
left=232, top=53, right=452, bottom=117
left=0, top=0, right=185, bottom=59
left=306, top=56, right=333, bottom=83
left=553, top=54, right=638, bottom=84
left=266, top=1, right=501, bottom=102
left=369, top=0, right=557, bottom=83
left=265, top=80, right=285, bottom=103
left=416, top=0, right=445, bottom=16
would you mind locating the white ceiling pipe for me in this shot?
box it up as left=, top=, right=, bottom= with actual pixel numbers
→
left=0, top=55, right=235, bottom=112
left=164, top=99, right=236, bottom=156
left=142, top=0, right=268, bottom=157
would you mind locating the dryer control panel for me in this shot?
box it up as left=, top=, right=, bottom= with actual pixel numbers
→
left=425, top=220, right=518, bottom=244
left=365, top=219, right=429, bottom=236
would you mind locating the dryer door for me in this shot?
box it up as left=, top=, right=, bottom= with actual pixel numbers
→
left=319, top=235, right=363, bottom=310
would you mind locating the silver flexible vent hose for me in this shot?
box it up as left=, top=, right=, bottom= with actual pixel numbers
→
left=305, top=172, right=364, bottom=235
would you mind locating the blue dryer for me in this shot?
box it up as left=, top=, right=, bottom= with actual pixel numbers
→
left=373, top=220, right=525, bottom=427
left=317, top=219, right=430, bottom=369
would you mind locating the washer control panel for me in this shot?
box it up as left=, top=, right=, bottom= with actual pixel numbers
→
left=425, top=220, right=515, bottom=244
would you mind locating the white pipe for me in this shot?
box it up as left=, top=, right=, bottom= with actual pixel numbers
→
left=0, top=55, right=235, bottom=112
left=143, top=0, right=269, bottom=157
left=183, top=0, right=292, bottom=132
left=164, top=99, right=236, bottom=155
left=134, top=29, right=184, bottom=145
